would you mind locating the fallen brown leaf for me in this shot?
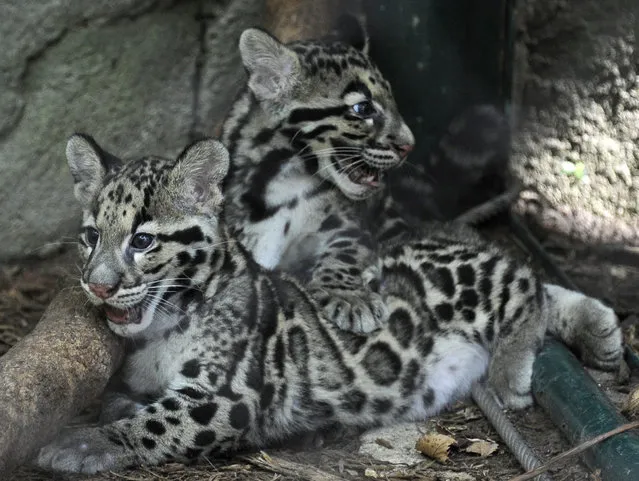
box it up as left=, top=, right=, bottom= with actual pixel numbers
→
left=415, top=433, right=457, bottom=463
left=622, top=386, right=639, bottom=418
left=464, top=439, right=498, bottom=457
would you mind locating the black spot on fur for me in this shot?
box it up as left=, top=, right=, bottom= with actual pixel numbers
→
left=208, top=371, right=218, bottom=387
left=161, top=398, right=180, bottom=411
left=427, top=267, right=455, bottom=298
left=190, top=402, right=218, bottom=425
left=177, top=251, right=191, bottom=266
left=362, top=342, right=402, bottom=385
left=457, top=264, right=476, bottom=286
left=388, top=308, right=414, bottom=349
left=435, top=303, right=454, bottom=322
left=145, top=420, right=166, bottom=435
left=401, top=359, right=420, bottom=396
left=254, top=127, right=277, bottom=145
left=194, top=430, right=216, bottom=446
left=422, top=388, right=435, bottom=406
left=460, top=289, right=479, bottom=308
left=340, top=389, right=367, bottom=413
left=518, top=277, right=530, bottom=293
left=261, top=383, right=275, bottom=409
left=141, top=437, right=156, bottom=449
left=165, top=416, right=180, bottom=425
left=462, top=309, right=476, bottom=322
left=229, top=403, right=250, bottom=429
left=419, top=335, right=434, bottom=357
left=371, top=398, right=393, bottom=414
left=181, top=359, right=201, bottom=378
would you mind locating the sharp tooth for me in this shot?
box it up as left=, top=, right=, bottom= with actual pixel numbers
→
left=365, top=175, right=375, bottom=183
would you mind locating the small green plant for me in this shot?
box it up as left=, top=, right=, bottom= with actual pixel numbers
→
left=561, top=160, right=586, bottom=181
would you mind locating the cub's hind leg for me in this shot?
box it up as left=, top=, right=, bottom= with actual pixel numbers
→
left=544, top=284, right=622, bottom=371
left=484, top=267, right=547, bottom=409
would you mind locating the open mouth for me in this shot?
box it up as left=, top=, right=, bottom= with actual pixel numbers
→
left=345, top=163, right=382, bottom=187
left=103, top=304, right=143, bottom=325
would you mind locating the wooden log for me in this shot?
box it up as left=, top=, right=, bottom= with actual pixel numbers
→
left=0, top=288, right=123, bottom=475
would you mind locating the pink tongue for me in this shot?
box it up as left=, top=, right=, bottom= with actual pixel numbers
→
left=104, top=306, right=130, bottom=324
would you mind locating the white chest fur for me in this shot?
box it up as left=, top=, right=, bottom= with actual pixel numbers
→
left=246, top=173, right=330, bottom=269
left=123, top=335, right=193, bottom=395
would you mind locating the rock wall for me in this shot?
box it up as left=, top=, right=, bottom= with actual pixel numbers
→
left=0, top=0, right=263, bottom=261
left=512, top=0, right=638, bottom=232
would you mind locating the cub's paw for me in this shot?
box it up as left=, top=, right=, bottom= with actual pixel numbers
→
left=546, top=284, right=623, bottom=372
left=35, top=427, right=131, bottom=474
left=314, top=288, right=389, bottom=333
left=572, top=298, right=623, bottom=371
left=488, top=353, right=535, bottom=410
left=100, top=392, right=145, bottom=424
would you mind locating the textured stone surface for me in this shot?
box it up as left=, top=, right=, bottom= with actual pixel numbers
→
left=512, top=0, right=639, bottom=225
left=0, top=0, right=262, bottom=261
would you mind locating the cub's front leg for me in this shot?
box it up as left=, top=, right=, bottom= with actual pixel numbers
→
left=308, top=227, right=388, bottom=333
left=36, top=394, right=232, bottom=474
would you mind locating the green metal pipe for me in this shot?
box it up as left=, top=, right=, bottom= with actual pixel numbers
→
left=532, top=339, right=639, bottom=480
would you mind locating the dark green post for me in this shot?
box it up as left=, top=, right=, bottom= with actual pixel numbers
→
left=533, top=340, right=639, bottom=480
left=364, top=0, right=514, bottom=160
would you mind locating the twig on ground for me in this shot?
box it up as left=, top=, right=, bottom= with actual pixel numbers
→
left=242, top=451, right=345, bottom=481
left=507, top=420, right=639, bottom=481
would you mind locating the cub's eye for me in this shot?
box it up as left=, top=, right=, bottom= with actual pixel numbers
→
left=84, top=227, right=99, bottom=247
left=130, top=233, right=155, bottom=250
left=352, top=100, right=376, bottom=118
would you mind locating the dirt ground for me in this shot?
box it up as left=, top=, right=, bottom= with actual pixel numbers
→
left=1, top=217, right=637, bottom=481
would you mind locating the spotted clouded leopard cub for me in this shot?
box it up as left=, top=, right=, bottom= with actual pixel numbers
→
left=223, top=24, right=415, bottom=333
left=36, top=135, right=621, bottom=473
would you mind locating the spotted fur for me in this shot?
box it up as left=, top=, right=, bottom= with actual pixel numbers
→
left=36, top=136, right=622, bottom=474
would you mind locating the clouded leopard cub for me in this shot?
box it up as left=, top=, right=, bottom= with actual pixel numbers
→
left=223, top=25, right=415, bottom=333
left=36, top=136, right=621, bottom=474
left=222, top=25, right=622, bottom=369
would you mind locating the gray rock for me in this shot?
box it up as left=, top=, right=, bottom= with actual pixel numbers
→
left=0, top=0, right=261, bottom=261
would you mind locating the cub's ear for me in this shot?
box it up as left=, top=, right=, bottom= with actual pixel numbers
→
left=331, top=14, right=369, bottom=54
left=169, top=138, right=229, bottom=213
left=239, top=28, right=302, bottom=102
left=66, top=134, right=122, bottom=206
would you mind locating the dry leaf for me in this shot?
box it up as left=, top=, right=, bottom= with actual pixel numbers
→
left=464, top=439, right=498, bottom=457
left=622, top=386, right=639, bottom=418
left=415, top=433, right=457, bottom=463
